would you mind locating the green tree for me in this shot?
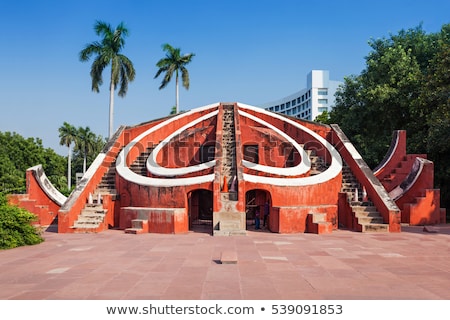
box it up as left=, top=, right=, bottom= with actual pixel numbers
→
left=0, top=132, right=66, bottom=194
left=154, top=43, right=195, bottom=114
left=72, top=128, right=105, bottom=177
left=0, top=193, right=44, bottom=249
left=329, top=23, right=450, bottom=212
left=314, top=110, right=330, bottom=124
left=58, top=122, right=77, bottom=189
left=79, top=20, right=136, bottom=138
left=74, top=126, right=96, bottom=173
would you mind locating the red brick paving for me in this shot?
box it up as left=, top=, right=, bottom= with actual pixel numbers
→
left=0, top=225, right=449, bottom=300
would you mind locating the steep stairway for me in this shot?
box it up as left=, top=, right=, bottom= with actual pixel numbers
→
left=72, top=203, right=107, bottom=232
left=129, top=146, right=156, bottom=176
left=222, top=105, right=237, bottom=188
left=307, top=149, right=328, bottom=175
left=71, top=163, right=116, bottom=232
left=96, top=163, right=117, bottom=195
left=214, top=104, right=245, bottom=236
left=341, top=162, right=388, bottom=232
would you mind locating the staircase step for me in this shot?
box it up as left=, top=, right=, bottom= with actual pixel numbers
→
left=124, top=228, right=146, bottom=234
left=357, top=216, right=384, bottom=224
left=360, top=223, right=389, bottom=232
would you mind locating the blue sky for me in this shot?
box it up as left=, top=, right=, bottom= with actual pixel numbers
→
left=0, top=0, right=449, bottom=155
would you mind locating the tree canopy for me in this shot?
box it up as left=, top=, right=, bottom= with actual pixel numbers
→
left=328, top=23, right=450, bottom=212
left=79, top=20, right=136, bottom=138
left=154, top=43, right=195, bottom=114
left=0, top=132, right=66, bottom=194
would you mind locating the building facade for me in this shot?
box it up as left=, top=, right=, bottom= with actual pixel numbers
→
left=260, top=70, right=342, bottom=121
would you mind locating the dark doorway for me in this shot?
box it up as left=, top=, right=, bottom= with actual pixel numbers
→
left=245, top=189, right=272, bottom=231
left=188, top=189, right=213, bottom=233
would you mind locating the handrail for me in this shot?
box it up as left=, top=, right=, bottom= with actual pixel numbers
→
left=330, top=124, right=401, bottom=231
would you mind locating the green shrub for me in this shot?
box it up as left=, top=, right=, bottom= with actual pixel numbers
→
left=0, top=193, right=44, bottom=249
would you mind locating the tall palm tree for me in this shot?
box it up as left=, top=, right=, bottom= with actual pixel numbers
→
left=58, top=122, right=77, bottom=190
left=79, top=20, right=136, bottom=138
left=154, top=43, right=195, bottom=114
left=75, top=126, right=96, bottom=173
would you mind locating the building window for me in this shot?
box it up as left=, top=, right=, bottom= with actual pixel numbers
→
left=318, top=107, right=328, bottom=113
left=318, top=99, right=328, bottom=104
left=292, top=99, right=296, bottom=106
left=281, top=104, right=285, bottom=110
left=275, top=105, right=279, bottom=111
left=286, top=101, right=290, bottom=108
left=297, top=97, right=301, bottom=104
left=318, top=88, right=328, bottom=95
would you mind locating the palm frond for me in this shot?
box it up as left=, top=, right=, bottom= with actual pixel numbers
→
left=90, top=56, right=108, bottom=92
left=79, top=42, right=103, bottom=61
left=181, top=66, right=190, bottom=89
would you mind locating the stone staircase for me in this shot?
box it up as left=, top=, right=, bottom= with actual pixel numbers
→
left=124, top=219, right=148, bottom=234
left=129, top=147, right=156, bottom=176
left=341, top=163, right=363, bottom=202
left=71, top=164, right=116, bottom=232
left=214, top=104, right=246, bottom=236
left=351, top=205, right=388, bottom=232
left=96, top=163, right=117, bottom=195
left=72, top=203, right=107, bottom=232
left=307, top=149, right=328, bottom=175
left=222, top=105, right=237, bottom=189
left=306, top=212, right=333, bottom=234
left=341, top=162, right=388, bottom=232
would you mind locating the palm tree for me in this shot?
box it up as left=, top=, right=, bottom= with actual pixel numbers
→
left=75, top=126, right=96, bottom=173
left=58, top=122, right=77, bottom=190
left=79, top=20, right=136, bottom=138
left=154, top=43, right=195, bottom=114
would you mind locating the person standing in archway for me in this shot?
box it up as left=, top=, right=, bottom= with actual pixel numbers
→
left=255, top=207, right=261, bottom=230
left=263, top=201, right=270, bottom=228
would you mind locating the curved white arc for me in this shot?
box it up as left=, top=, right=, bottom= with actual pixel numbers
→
left=120, top=172, right=215, bottom=187
left=237, top=102, right=342, bottom=186
left=238, top=110, right=310, bottom=176
left=116, top=103, right=219, bottom=187
left=147, top=110, right=218, bottom=176
left=373, top=133, right=400, bottom=175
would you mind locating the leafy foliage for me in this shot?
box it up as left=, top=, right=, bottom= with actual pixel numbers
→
left=0, top=193, right=44, bottom=249
left=0, top=131, right=66, bottom=194
left=328, top=23, right=450, bottom=212
left=80, top=20, right=136, bottom=138
left=57, top=124, right=106, bottom=190
left=154, top=43, right=195, bottom=114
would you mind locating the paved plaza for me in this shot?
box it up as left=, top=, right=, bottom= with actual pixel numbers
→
left=1, top=225, right=449, bottom=300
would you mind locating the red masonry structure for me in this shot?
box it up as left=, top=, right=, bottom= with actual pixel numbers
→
left=9, top=103, right=446, bottom=235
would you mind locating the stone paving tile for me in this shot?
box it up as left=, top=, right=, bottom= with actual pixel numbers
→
left=0, top=225, right=450, bottom=300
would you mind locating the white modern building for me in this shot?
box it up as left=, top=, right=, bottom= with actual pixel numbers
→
left=260, top=70, right=342, bottom=121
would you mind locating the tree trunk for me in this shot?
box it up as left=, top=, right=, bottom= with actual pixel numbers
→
left=83, top=149, right=87, bottom=174
left=175, top=71, right=179, bottom=114
left=67, top=145, right=71, bottom=190
left=109, top=78, right=115, bottom=138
